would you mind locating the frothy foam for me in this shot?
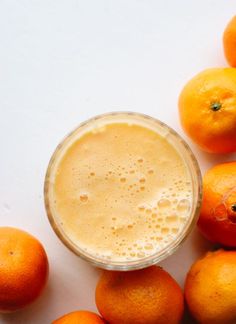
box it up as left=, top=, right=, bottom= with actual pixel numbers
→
left=53, top=123, right=193, bottom=261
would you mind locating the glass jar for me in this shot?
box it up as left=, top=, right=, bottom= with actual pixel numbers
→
left=44, top=112, right=202, bottom=270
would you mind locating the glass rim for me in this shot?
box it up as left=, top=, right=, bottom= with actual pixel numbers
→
left=44, top=111, right=202, bottom=270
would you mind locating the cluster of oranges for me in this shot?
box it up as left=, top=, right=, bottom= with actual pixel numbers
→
left=179, top=15, right=236, bottom=324
left=0, top=15, right=236, bottom=324
left=179, top=16, right=236, bottom=251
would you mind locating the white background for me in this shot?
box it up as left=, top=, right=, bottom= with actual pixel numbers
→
left=0, top=1, right=236, bottom=323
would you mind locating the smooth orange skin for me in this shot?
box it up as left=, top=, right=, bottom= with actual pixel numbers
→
left=185, top=250, right=236, bottom=324
left=197, top=162, right=236, bottom=247
left=179, top=68, right=236, bottom=153
left=96, top=266, right=184, bottom=324
left=52, top=310, right=106, bottom=324
left=0, top=227, right=49, bottom=312
left=223, top=16, right=236, bottom=67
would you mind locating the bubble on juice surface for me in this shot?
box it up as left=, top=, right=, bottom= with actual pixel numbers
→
left=161, top=227, right=170, bottom=234
left=80, top=193, right=88, bottom=202
left=137, top=158, right=144, bottom=163
left=177, top=199, right=191, bottom=213
left=157, top=198, right=171, bottom=209
left=179, top=216, right=187, bottom=223
left=166, top=214, right=178, bottom=223
left=139, top=177, right=146, bottom=183
left=144, top=243, right=153, bottom=250
left=137, top=252, right=145, bottom=258
left=137, top=205, right=144, bottom=213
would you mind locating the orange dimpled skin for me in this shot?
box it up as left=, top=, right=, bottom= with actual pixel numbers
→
left=223, top=16, right=236, bottom=67
left=198, top=162, right=236, bottom=247
left=52, top=310, right=106, bottom=324
left=185, top=250, right=236, bottom=324
left=179, top=68, right=236, bottom=153
left=0, top=227, right=49, bottom=312
left=96, top=266, right=184, bottom=324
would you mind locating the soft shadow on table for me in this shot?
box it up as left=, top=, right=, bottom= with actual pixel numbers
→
left=191, top=143, right=236, bottom=171
left=190, top=227, right=214, bottom=254
left=182, top=304, right=198, bottom=324
left=198, top=149, right=236, bottom=164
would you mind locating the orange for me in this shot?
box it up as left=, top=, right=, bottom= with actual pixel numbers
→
left=185, top=249, right=236, bottom=324
left=197, top=161, right=236, bottom=247
left=95, top=266, right=184, bottom=324
left=0, top=227, right=49, bottom=312
left=223, top=16, right=236, bottom=67
left=52, top=310, right=106, bottom=324
left=178, top=68, right=236, bottom=153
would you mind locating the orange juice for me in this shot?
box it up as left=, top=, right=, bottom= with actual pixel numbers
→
left=52, top=121, right=193, bottom=262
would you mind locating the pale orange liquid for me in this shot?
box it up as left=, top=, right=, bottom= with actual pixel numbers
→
left=53, top=123, right=192, bottom=261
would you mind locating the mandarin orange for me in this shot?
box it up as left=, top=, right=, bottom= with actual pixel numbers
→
left=0, top=227, right=49, bottom=312
left=96, top=266, right=184, bottom=324
left=52, top=310, right=105, bottom=324
left=185, top=249, right=236, bottom=324
left=223, top=15, right=236, bottom=67
left=198, top=161, right=236, bottom=247
left=179, top=68, right=236, bottom=153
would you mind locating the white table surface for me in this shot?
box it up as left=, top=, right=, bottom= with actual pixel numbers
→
left=0, top=1, right=236, bottom=323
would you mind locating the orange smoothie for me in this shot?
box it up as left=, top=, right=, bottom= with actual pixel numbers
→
left=52, top=122, right=192, bottom=262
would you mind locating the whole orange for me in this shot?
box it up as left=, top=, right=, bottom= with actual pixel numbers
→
left=178, top=68, right=236, bottom=153
left=223, top=16, right=236, bottom=67
left=185, top=249, right=236, bottom=324
left=52, top=310, right=106, bottom=324
left=95, top=266, right=184, bottom=324
left=197, top=161, right=236, bottom=247
left=0, top=227, right=49, bottom=312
